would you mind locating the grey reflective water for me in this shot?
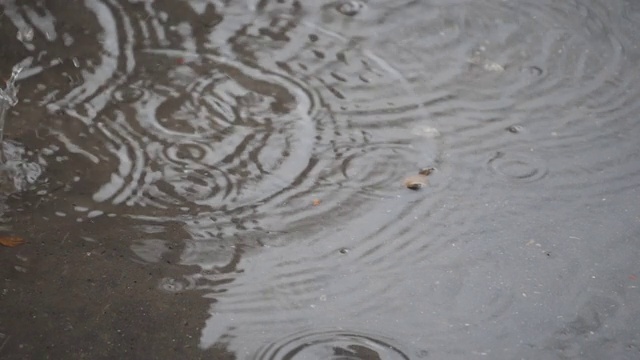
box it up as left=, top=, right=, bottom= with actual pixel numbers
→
left=1, top=1, right=639, bottom=359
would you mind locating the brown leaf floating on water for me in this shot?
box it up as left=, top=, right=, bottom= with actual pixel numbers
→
left=312, top=198, right=321, bottom=206
left=0, top=236, right=25, bottom=247
left=404, top=167, right=435, bottom=190
left=404, top=175, right=428, bottom=190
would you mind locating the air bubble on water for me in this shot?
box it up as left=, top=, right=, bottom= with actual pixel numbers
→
left=62, top=33, right=74, bottom=46
left=335, top=0, right=365, bottom=17
left=159, top=277, right=186, bottom=293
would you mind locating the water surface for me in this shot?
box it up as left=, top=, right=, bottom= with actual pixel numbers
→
left=1, top=1, right=639, bottom=359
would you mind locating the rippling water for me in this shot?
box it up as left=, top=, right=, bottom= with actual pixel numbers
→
left=1, top=0, right=639, bottom=359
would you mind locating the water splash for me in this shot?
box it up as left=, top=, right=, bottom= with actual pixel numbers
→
left=0, top=64, right=42, bottom=195
left=0, top=64, right=22, bottom=148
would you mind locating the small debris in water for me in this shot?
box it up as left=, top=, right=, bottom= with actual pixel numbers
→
left=403, top=167, right=435, bottom=190
left=312, top=198, right=321, bottom=206
left=506, top=125, right=523, bottom=134
left=418, top=168, right=435, bottom=176
left=339, top=247, right=350, bottom=254
left=0, top=236, right=25, bottom=247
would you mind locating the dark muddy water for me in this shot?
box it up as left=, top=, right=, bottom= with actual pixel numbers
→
left=1, top=1, right=640, bottom=359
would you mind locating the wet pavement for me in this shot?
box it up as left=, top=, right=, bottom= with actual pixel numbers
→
left=1, top=1, right=640, bottom=359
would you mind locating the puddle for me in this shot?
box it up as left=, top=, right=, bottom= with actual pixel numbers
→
left=1, top=1, right=640, bottom=359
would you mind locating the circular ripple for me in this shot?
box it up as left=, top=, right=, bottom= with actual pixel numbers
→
left=361, top=0, right=640, bottom=205
left=112, top=86, right=145, bottom=104
left=328, top=141, right=437, bottom=198
left=488, top=151, right=548, bottom=183
left=88, top=51, right=319, bottom=214
left=142, top=58, right=304, bottom=133
left=364, top=0, right=640, bottom=175
left=255, top=329, right=411, bottom=360
left=38, top=5, right=438, bottom=222
left=4, top=0, right=440, bottom=226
